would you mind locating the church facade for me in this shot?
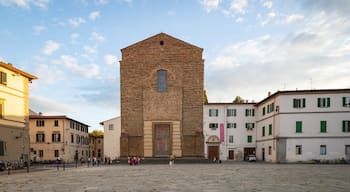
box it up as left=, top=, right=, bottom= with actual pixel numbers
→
left=120, top=33, right=204, bottom=158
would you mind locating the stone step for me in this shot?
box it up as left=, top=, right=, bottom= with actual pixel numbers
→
left=120, top=157, right=212, bottom=164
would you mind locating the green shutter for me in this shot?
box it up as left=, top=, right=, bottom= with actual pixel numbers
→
left=296, top=121, right=302, bottom=133
left=245, top=109, right=248, bottom=116
left=343, top=121, right=346, bottom=132
left=215, top=123, right=218, bottom=128
left=327, top=97, right=330, bottom=107
left=318, top=98, right=321, bottom=107
left=248, top=136, right=252, bottom=143
left=320, top=121, right=327, bottom=133
left=215, top=109, right=218, bottom=116
left=263, top=107, right=266, bottom=115
left=302, top=98, right=306, bottom=108
left=269, top=124, right=272, bottom=135
left=262, top=126, right=265, bottom=136
left=343, top=97, right=346, bottom=106
left=234, top=109, right=236, bottom=116
left=252, top=109, right=255, bottom=116
left=234, top=123, right=236, bottom=128
left=293, top=99, right=297, bottom=108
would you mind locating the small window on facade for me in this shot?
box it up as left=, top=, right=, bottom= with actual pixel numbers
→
left=209, top=123, right=218, bottom=129
left=247, top=135, right=252, bottom=143
left=209, top=109, right=219, bottom=117
left=0, top=72, right=7, bottom=85
left=296, top=145, right=302, bottom=155
left=293, top=98, right=306, bottom=108
left=343, top=97, right=350, bottom=107
left=229, top=135, right=234, bottom=143
left=269, top=124, right=272, bottom=135
left=320, top=145, right=327, bottom=155
left=109, top=124, right=114, bottom=130
left=268, top=146, right=272, bottom=155
left=36, top=120, right=45, bottom=127
left=296, top=121, right=302, bottom=133
left=227, top=109, right=237, bottom=117
left=0, top=140, right=5, bottom=156
left=54, top=120, right=59, bottom=127
left=157, top=70, right=168, bottom=92
left=39, top=150, right=44, bottom=158
left=317, top=97, right=330, bottom=108
left=54, top=150, right=59, bottom=157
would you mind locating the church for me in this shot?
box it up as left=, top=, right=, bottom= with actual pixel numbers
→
left=119, top=33, right=204, bottom=158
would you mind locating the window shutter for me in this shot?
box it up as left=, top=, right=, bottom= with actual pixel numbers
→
left=293, top=99, right=296, bottom=108
left=216, top=123, right=218, bottom=128
left=215, top=109, right=218, bottom=116
left=343, top=121, right=346, bottom=132
left=43, top=134, right=45, bottom=142
left=245, top=123, right=248, bottom=128
left=302, top=98, right=306, bottom=108
left=58, top=134, right=61, bottom=142
left=252, top=109, right=255, bottom=116
left=245, top=109, right=248, bottom=116
left=327, top=97, right=330, bottom=107
left=343, top=97, right=346, bottom=106
left=318, top=98, right=321, bottom=107
left=209, top=109, right=212, bottom=117
left=234, top=109, right=237, bottom=116
left=52, top=134, right=54, bottom=142
left=234, top=123, right=236, bottom=128
left=36, top=134, right=39, bottom=142
left=252, top=123, right=255, bottom=128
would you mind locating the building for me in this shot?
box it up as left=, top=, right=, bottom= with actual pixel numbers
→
left=255, top=89, right=350, bottom=162
left=89, top=135, right=104, bottom=160
left=204, top=103, right=257, bottom=161
left=120, top=33, right=204, bottom=158
left=100, top=116, right=121, bottom=160
left=0, top=62, right=37, bottom=164
left=29, top=114, right=89, bottom=163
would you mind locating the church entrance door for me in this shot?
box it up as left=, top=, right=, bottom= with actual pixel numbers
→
left=153, top=124, right=171, bottom=157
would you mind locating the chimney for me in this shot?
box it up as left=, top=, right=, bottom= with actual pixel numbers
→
left=38, top=112, right=42, bottom=116
left=268, top=91, right=271, bottom=97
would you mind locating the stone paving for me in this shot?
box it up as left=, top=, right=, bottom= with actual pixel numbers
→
left=0, top=163, right=349, bottom=192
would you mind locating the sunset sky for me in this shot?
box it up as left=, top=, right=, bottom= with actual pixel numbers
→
left=1, top=0, right=349, bottom=130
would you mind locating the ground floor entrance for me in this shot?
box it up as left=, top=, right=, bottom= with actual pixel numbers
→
left=244, top=147, right=256, bottom=161
left=208, top=146, right=219, bottom=161
left=228, top=150, right=234, bottom=160
left=153, top=124, right=171, bottom=157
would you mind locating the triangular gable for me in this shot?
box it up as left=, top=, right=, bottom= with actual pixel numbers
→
left=121, top=32, right=203, bottom=51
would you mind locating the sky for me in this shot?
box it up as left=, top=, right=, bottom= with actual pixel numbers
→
left=0, top=0, right=349, bottom=131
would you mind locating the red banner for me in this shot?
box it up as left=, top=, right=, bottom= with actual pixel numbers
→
left=220, top=123, right=224, bottom=142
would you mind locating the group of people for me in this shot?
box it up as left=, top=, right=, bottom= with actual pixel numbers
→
left=127, top=156, right=142, bottom=166
left=87, top=157, right=101, bottom=166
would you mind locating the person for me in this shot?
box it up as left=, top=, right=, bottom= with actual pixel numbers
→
left=169, top=154, right=175, bottom=166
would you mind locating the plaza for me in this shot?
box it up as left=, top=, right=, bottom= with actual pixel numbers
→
left=1, top=163, right=349, bottom=192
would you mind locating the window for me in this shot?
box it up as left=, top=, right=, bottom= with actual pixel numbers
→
left=318, top=97, right=330, bottom=108
left=209, top=123, right=218, bottom=129
left=0, top=100, right=4, bottom=119
left=157, top=70, right=167, bottom=92
left=262, top=107, right=266, bottom=116
left=343, top=120, right=350, bottom=132
left=320, top=145, right=327, bottom=155
left=343, top=97, right=350, bottom=107
left=36, top=120, right=45, bottom=127
left=267, top=103, right=274, bottom=113
left=262, top=126, right=265, bottom=136
left=269, top=124, right=272, bottom=135
left=296, top=121, right=302, bottom=133
left=76, top=135, right=80, bottom=144
left=54, top=120, right=59, bottom=127
left=36, top=133, right=45, bottom=142
left=293, top=98, right=306, bottom=108
left=227, top=109, right=236, bottom=116
left=245, top=123, right=255, bottom=130
left=39, top=150, right=44, bottom=158
left=82, top=150, right=84, bottom=156
left=209, top=109, right=218, bottom=117
left=0, top=140, right=5, bottom=156
left=229, top=135, right=234, bottom=143
left=108, top=124, right=114, bottom=130
left=346, top=145, right=350, bottom=155
left=268, top=146, right=272, bottom=155
left=71, top=134, right=74, bottom=143
left=320, top=121, right=327, bottom=133
left=227, top=123, right=235, bottom=128
left=0, top=71, right=7, bottom=85
left=54, top=150, right=59, bottom=158
left=247, top=135, right=252, bottom=143
left=245, top=109, right=255, bottom=116
left=296, top=145, right=302, bottom=155
left=52, top=132, right=61, bottom=142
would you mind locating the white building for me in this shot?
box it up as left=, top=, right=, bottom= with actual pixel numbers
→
left=255, top=89, right=350, bottom=162
left=100, top=117, right=121, bottom=160
left=204, top=103, right=256, bottom=161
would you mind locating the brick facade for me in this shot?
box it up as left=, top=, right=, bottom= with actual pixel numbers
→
left=120, top=33, right=204, bottom=157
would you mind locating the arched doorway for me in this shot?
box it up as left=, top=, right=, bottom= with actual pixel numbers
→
left=206, top=135, right=220, bottom=160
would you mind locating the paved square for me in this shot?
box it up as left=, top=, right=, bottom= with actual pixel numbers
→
left=0, top=163, right=349, bottom=192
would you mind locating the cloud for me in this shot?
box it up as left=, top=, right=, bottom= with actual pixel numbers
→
left=104, top=54, right=118, bottom=65
left=33, top=25, right=46, bottom=35
left=200, top=0, right=219, bottom=13
left=285, top=14, right=304, bottom=23
left=30, top=94, right=73, bottom=115
left=263, top=1, right=272, bottom=9
left=56, top=55, right=100, bottom=78
left=95, top=0, right=108, bottom=5
left=0, top=0, right=49, bottom=9
left=68, top=17, right=86, bottom=27
left=206, top=12, right=350, bottom=102
left=261, top=11, right=276, bottom=26
left=34, top=63, right=65, bottom=84
left=89, top=11, right=100, bottom=20
left=90, top=32, right=105, bottom=42
left=0, top=56, right=4, bottom=62
left=83, top=45, right=97, bottom=54
left=42, top=40, right=60, bottom=55
left=230, top=0, right=248, bottom=15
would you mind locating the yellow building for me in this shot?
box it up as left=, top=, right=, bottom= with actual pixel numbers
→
left=0, top=62, right=37, bottom=164
left=29, top=114, right=90, bottom=163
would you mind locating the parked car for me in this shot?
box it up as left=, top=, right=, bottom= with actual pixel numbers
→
left=0, top=160, right=5, bottom=171
left=247, top=154, right=256, bottom=162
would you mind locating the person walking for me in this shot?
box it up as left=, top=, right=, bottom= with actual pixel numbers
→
left=169, top=154, right=175, bottom=166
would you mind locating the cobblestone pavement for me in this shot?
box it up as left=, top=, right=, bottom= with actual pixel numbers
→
left=0, top=163, right=349, bottom=192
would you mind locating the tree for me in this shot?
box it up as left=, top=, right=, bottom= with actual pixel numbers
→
left=203, top=90, right=208, bottom=104
left=233, top=96, right=245, bottom=103
left=89, top=130, right=104, bottom=137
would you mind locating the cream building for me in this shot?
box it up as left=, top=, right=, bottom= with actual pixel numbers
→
left=29, top=114, right=89, bottom=163
left=89, top=135, right=103, bottom=160
left=100, top=116, right=121, bottom=160
left=255, top=89, right=350, bottom=162
left=204, top=103, right=256, bottom=161
left=0, top=62, right=37, bottom=164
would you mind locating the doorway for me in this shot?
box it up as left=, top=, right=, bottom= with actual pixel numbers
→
left=208, top=146, right=219, bottom=160
left=228, top=150, right=234, bottom=160
left=153, top=124, right=171, bottom=157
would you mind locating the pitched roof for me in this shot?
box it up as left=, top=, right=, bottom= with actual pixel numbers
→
left=0, top=61, right=38, bottom=80
left=121, top=32, right=203, bottom=51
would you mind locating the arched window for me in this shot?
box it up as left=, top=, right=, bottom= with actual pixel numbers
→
left=157, top=70, right=167, bottom=92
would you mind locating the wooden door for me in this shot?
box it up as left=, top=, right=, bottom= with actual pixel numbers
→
left=154, top=124, right=170, bottom=157
left=208, top=146, right=219, bottom=160
left=228, top=150, right=234, bottom=160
